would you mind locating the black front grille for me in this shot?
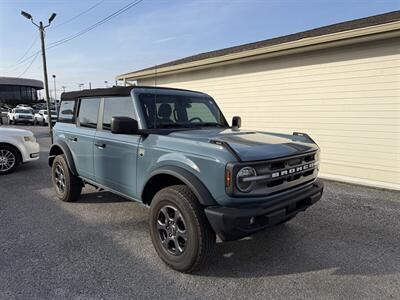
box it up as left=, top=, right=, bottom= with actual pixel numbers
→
left=253, top=152, right=318, bottom=192
left=227, top=151, right=319, bottom=197
left=18, top=115, right=33, bottom=119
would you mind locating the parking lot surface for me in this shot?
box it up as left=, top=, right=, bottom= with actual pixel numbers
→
left=1, top=125, right=399, bottom=299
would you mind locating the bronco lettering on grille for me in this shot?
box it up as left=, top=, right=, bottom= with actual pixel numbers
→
left=271, top=162, right=315, bottom=178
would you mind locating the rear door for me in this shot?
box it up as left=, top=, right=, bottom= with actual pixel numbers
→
left=67, top=98, right=100, bottom=180
left=94, top=96, right=140, bottom=198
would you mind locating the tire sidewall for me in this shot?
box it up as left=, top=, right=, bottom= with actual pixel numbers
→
left=149, top=189, right=202, bottom=272
left=51, top=155, right=72, bottom=201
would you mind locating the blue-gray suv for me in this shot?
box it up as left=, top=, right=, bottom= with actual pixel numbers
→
left=49, top=86, right=323, bottom=272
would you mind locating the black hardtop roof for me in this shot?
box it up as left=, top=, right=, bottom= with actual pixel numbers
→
left=60, top=85, right=206, bottom=100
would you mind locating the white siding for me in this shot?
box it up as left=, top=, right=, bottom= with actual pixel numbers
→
left=138, top=38, right=400, bottom=189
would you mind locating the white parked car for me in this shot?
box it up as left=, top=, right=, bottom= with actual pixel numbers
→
left=0, top=128, right=40, bottom=174
left=16, top=104, right=33, bottom=109
left=35, top=109, right=58, bottom=125
left=7, top=108, right=35, bottom=125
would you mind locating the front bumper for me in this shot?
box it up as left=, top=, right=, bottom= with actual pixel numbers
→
left=22, top=141, right=40, bottom=163
left=205, top=179, right=323, bottom=241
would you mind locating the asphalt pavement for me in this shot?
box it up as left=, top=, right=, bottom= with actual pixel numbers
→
left=1, top=125, right=399, bottom=299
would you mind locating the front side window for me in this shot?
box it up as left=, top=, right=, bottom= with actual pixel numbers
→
left=59, top=100, right=76, bottom=122
left=139, top=93, right=227, bottom=129
left=78, top=98, right=100, bottom=128
left=102, top=97, right=135, bottom=130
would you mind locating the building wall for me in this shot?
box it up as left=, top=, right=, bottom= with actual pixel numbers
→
left=0, top=85, right=39, bottom=105
left=138, top=38, right=400, bottom=189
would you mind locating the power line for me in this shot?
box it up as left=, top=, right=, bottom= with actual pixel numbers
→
left=51, top=0, right=105, bottom=29
left=5, top=0, right=144, bottom=77
left=48, top=0, right=144, bottom=49
left=17, top=51, right=40, bottom=78
left=16, top=37, right=39, bottom=63
left=2, top=0, right=104, bottom=72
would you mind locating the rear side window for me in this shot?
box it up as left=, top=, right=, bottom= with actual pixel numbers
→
left=103, top=97, right=135, bottom=130
left=58, top=100, right=76, bottom=123
left=78, top=98, right=100, bottom=129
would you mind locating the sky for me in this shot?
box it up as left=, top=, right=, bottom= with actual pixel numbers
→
left=0, top=0, right=399, bottom=95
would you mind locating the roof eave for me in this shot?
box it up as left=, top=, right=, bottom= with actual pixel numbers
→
left=116, top=21, right=400, bottom=81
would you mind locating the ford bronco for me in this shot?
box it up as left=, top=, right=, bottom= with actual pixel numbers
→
left=49, top=86, right=323, bottom=272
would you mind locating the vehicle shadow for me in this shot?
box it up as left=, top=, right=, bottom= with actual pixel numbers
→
left=78, top=191, right=131, bottom=204
left=195, top=188, right=400, bottom=278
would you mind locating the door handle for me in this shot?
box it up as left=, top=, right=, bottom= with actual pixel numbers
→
left=95, top=143, right=106, bottom=149
left=68, top=137, right=77, bottom=142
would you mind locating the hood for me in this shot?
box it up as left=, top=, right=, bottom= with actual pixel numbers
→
left=169, top=129, right=319, bottom=161
left=0, top=128, right=33, bottom=137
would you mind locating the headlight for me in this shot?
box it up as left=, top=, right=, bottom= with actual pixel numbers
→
left=236, top=166, right=257, bottom=193
left=23, top=136, right=36, bottom=143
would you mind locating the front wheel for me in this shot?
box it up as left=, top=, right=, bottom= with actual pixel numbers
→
left=149, top=185, right=215, bottom=273
left=0, top=145, right=20, bottom=175
left=51, top=155, right=82, bottom=202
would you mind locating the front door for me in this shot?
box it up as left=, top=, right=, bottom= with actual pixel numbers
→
left=93, top=96, right=140, bottom=199
left=69, top=97, right=100, bottom=180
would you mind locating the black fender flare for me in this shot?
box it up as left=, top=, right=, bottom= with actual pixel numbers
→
left=143, top=165, right=218, bottom=206
left=48, top=141, right=78, bottom=175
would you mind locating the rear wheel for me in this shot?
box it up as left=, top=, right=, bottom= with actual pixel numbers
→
left=149, top=185, right=215, bottom=273
left=51, top=155, right=82, bottom=202
left=0, top=145, right=20, bottom=175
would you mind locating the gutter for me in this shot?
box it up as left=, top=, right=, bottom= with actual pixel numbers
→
left=116, top=21, right=400, bottom=81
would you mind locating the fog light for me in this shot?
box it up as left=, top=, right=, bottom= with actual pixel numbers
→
left=30, top=153, right=39, bottom=158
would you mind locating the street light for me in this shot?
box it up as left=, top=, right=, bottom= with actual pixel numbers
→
left=21, top=10, right=56, bottom=141
left=21, top=11, right=32, bottom=20
left=49, top=13, right=57, bottom=24
left=61, top=86, right=66, bottom=93
left=104, top=80, right=108, bottom=88
left=78, top=83, right=84, bottom=90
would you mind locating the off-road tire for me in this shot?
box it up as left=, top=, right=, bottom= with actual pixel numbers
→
left=0, top=144, right=20, bottom=175
left=52, top=155, right=82, bottom=202
left=149, top=185, right=215, bottom=273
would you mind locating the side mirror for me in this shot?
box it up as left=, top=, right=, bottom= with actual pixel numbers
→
left=61, top=109, right=73, bottom=115
left=111, top=116, right=139, bottom=134
left=232, top=116, right=241, bottom=130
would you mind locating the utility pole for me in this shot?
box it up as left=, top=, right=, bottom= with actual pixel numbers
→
left=21, top=10, right=56, bottom=142
left=89, top=82, right=92, bottom=90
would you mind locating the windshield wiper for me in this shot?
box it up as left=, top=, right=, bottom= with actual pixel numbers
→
left=154, top=123, right=192, bottom=129
left=191, top=122, right=225, bottom=128
left=154, top=122, right=225, bottom=129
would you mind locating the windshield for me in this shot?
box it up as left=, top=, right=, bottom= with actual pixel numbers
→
left=43, top=110, right=57, bottom=115
left=139, top=93, right=228, bottom=129
left=15, top=109, right=32, bottom=114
